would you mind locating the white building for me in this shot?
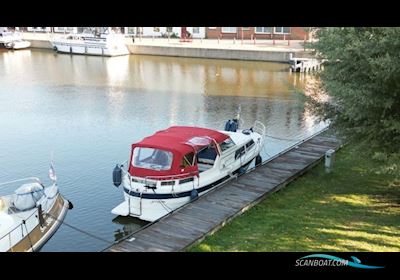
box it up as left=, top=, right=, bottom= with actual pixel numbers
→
left=124, top=27, right=205, bottom=39
left=26, top=27, right=52, bottom=32
left=26, top=27, right=120, bottom=34
left=53, top=27, right=78, bottom=33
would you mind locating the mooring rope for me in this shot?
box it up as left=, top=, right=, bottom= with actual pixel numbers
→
left=46, top=212, right=113, bottom=246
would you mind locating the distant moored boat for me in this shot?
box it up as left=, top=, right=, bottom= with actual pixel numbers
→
left=51, top=31, right=130, bottom=57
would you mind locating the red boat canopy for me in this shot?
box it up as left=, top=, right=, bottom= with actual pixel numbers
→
left=128, top=126, right=229, bottom=179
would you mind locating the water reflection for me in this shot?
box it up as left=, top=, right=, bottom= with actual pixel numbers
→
left=0, top=49, right=327, bottom=251
left=112, top=216, right=148, bottom=242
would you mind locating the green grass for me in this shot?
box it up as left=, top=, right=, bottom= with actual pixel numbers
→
left=189, top=142, right=400, bottom=252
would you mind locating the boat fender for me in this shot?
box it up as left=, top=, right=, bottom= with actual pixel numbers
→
left=113, top=164, right=122, bottom=187
left=53, top=46, right=57, bottom=51
left=38, top=204, right=45, bottom=226
left=238, top=167, right=246, bottom=175
left=68, top=200, right=74, bottom=210
left=190, top=189, right=198, bottom=201
left=255, top=155, right=262, bottom=166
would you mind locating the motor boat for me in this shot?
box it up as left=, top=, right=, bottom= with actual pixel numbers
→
left=0, top=31, right=31, bottom=49
left=51, top=31, right=129, bottom=56
left=0, top=166, right=72, bottom=252
left=111, top=117, right=266, bottom=222
left=4, top=39, right=31, bottom=50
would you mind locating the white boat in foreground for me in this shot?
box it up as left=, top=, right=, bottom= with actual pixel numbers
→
left=0, top=170, right=72, bottom=252
left=111, top=117, right=266, bottom=222
left=51, top=32, right=129, bottom=56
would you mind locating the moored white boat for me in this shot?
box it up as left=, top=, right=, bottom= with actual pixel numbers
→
left=0, top=31, right=31, bottom=50
left=5, top=40, right=31, bottom=50
left=111, top=117, right=266, bottom=222
left=51, top=32, right=129, bottom=57
left=0, top=167, right=72, bottom=252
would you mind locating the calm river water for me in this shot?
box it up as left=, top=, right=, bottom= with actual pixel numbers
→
left=0, top=49, right=326, bottom=251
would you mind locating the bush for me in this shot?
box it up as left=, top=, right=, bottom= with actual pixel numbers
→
left=312, top=28, right=400, bottom=154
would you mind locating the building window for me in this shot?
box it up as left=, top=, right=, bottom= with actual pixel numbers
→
left=127, top=27, right=136, bottom=34
left=192, top=27, right=200, bottom=34
left=166, top=27, right=173, bottom=33
left=154, top=27, right=160, bottom=32
left=274, top=27, right=290, bottom=34
left=221, top=27, right=237, bottom=33
left=255, top=27, right=272, bottom=34
left=208, top=27, right=217, bottom=30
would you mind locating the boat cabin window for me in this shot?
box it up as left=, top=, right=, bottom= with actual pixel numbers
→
left=132, top=147, right=173, bottom=171
left=245, top=139, right=255, bottom=150
left=179, top=177, right=194, bottom=184
left=235, top=146, right=246, bottom=160
left=180, top=152, right=195, bottom=168
left=197, top=146, right=217, bottom=164
left=219, top=137, right=236, bottom=152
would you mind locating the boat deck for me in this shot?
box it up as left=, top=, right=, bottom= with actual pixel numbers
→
left=105, top=131, right=342, bottom=252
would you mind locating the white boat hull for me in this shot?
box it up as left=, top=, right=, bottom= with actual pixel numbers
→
left=52, top=42, right=129, bottom=57
left=113, top=152, right=257, bottom=222
left=7, top=41, right=31, bottom=50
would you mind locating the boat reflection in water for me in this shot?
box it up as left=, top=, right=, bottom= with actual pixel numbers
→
left=112, top=216, right=148, bottom=242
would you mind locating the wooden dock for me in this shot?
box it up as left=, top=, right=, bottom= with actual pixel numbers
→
left=105, top=131, right=342, bottom=252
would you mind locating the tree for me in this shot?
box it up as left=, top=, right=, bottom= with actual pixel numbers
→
left=313, top=27, right=400, bottom=154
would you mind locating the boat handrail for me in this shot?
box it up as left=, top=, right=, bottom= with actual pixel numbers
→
left=144, top=171, right=197, bottom=183
left=120, top=160, right=197, bottom=185
left=0, top=177, right=43, bottom=188
left=252, top=120, right=266, bottom=144
left=0, top=207, right=40, bottom=250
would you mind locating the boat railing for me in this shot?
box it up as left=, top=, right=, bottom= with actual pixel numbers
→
left=143, top=172, right=198, bottom=186
left=0, top=177, right=43, bottom=188
left=252, top=120, right=266, bottom=144
left=120, top=160, right=198, bottom=187
left=0, top=207, right=40, bottom=252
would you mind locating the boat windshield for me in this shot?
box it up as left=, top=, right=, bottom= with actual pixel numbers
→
left=219, top=137, right=236, bottom=152
left=132, top=147, right=173, bottom=171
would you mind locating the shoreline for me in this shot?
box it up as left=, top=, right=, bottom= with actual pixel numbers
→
left=20, top=32, right=315, bottom=63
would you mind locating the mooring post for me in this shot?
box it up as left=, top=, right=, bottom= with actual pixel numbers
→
left=325, top=149, right=335, bottom=173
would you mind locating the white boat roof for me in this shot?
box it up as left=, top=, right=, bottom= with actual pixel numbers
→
left=222, top=130, right=255, bottom=145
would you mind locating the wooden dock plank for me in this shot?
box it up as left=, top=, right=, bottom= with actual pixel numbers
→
left=105, top=133, right=341, bottom=252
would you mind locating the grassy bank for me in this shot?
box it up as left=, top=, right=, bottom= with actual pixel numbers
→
left=189, top=142, right=400, bottom=252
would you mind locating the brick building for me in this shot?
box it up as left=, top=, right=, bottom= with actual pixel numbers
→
left=205, top=27, right=309, bottom=40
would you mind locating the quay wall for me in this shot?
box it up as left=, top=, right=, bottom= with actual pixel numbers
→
left=127, top=44, right=296, bottom=63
